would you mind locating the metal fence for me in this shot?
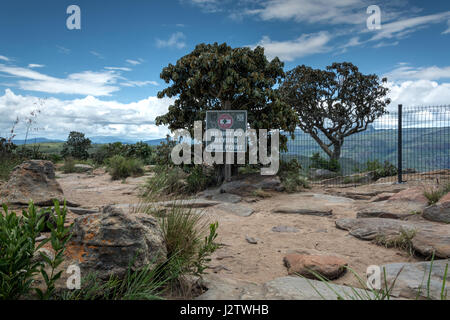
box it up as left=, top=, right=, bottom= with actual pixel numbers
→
left=281, top=105, right=450, bottom=186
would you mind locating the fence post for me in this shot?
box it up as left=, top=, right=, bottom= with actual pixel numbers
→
left=397, top=104, right=403, bottom=184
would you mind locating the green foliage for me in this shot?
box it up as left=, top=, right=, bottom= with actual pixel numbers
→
left=153, top=136, right=176, bottom=167
left=365, top=160, right=398, bottom=180
left=60, top=257, right=174, bottom=300
left=424, top=183, right=450, bottom=205
left=374, top=228, right=417, bottom=256
left=280, top=62, right=391, bottom=160
left=0, top=203, right=46, bottom=299
left=185, top=165, right=216, bottom=194
left=106, top=155, right=144, bottom=180
left=279, top=159, right=310, bottom=193
left=155, top=42, right=298, bottom=151
left=0, top=157, right=21, bottom=181
left=91, top=141, right=155, bottom=165
left=61, top=131, right=92, bottom=160
left=310, top=152, right=341, bottom=172
left=157, top=204, right=219, bottom=277
left=0, top=201, right=71, bottom=300
left=35, top=201, right=73, bottom=300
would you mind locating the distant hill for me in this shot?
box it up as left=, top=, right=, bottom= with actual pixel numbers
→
left=143, top=138, right=168, bottom=146
left=12, top=137, right=63, bottom=145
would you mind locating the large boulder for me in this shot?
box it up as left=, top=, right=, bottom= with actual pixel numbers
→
left=356, top=201, right=423, bottom=220
left=0, top=160, right=66, bottom=206
left=336, top=217, right=450, bottom=258
left=65, top=205, right=167, bottom=280
left=309, top=168, right=339, bottom=180
left=423, top=192, right=450, bottom=223
left=283, top=254, right=348, bottom=280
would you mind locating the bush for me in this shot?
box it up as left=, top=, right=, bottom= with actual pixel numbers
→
left=366, top=160, right=398, bottom=180
left=279, top=159, right=310, bottom=193
left=0, top=201, right=72, bottom=300
left=156, top=204, right=219, bottom=277
left=106, top=155, right=144, bottom=180
left=310, top=152, right=340, bottom=172
left=0, top=157, right=21, bottom=181
left=61, top=131, right=91, bottom=160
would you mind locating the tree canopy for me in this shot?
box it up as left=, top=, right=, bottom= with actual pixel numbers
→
left=280, top=62, right=391, bottom=160
left=155, top=42, right=298, bottom=151
left=61, top=131, right=91, bottom=160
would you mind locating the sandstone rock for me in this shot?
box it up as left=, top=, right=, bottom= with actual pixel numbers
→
left=196, top=274, right=373, bottom=300
left=387, top=187, right=428, bottom=206
left=0, top=160, right=67, bottom=206
left=272, top=226, right=299, bottom=233
left=309, top=169, right=339, bottom=180
left=211, top=193, right=242, bottom=203
left=336, top=217, right=450, bottom=258
left=381, top=260, right=450, bottom=300
left=216, top=203, right=254, bottom=217
left=370, top=193, right=395, bottom=202
left=65, top=205, right=167, bottom=280
left=423, top=202, right=450, bottom=223
left=439, top=192, right=450, bottom=203
left=74, top=164, right=93, bottom=173
left=356, top=201, right=422, bottom=220
left=220, top=174, right=281, bottom=195
left=245, top=235, right=258, bottom=244
left=68, top=207, right=99, bottom=215
left=283, top=254, right=348, bottom=280
left=273, top=207, right=332, bottom=217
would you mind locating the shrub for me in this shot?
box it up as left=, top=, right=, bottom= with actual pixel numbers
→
left=0, top=201, right=72, bottom=300
left=279, top=159, right=310, bottom=193
left=374, top=228, right=417, bottom=256
left=424, top=183, right=450, bottom=205
left=310, top=152, right=341, bottom=172
left=106, top=155, right=144, bottom=180
left=0, top=157, right=21, bottom=181
left=61, top=157, right=76, bottom=173
left=61, top=131, right=91, bottom=160
left=154, top=136, right=177, bottom=167
left=365, top=160, right=398, bottom=180
left=185, top=165, right=216, bottom=194
left=156, top=204, right=219, bottom=277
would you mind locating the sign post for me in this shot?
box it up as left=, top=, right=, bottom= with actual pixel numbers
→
left=206, top=110, right=247, bottom=181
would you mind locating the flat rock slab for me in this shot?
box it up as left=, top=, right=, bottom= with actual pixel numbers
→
left=272, top=226, right=300, bottom=233
left=336, top=217, right=450, bottom=258
left=381, top=259, right=450, bottom=300
left=216, top=203, right=254, bottom=217
left=220, top=174, right=281, bottom=195
left=274, top=207, right=332, bottom=217
left=211, top=193, right=242, bottom=204
left=283, top=254, right=348, bottom=280
left=387, top=187, right=429, bottom=206
left=158, top=199, right=220, bottom=208
left=423, top=201, right=450, bottom=224
left=196, top=274, right=373, bottom=300
left=68, top=207, right=99, bottom=215
left=356, top=201, right=424, bottom=220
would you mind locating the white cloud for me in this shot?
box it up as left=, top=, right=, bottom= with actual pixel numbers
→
left=104, top=67, right=132, bottom=72
left=251, top=32, right=331, bottom=61
left=90, top=51, right=104, bottom=59
left=0, top=64, right=121, bottom=96
left=156, top=32, right=187, bottom=49
left=0, top=55, right=11, bottom=62
left=443, top=20, right=450, bottom=34
left=56, top=45, right=71, bottom=54
left=28, top=64, right=45, bottom=68
left=121, top=80, right=159, bottom=87
left=387, top=80, right=450, bottom=110
left=368, top=11, right=450, bottom=41
left=126, top=59, right=141, bottom=66
left=0, top=89, right=172, bottom=140
left=246, top=0, right=368, bottom=25
left=385, top=65, right=450, bottom=82
left=185, top=0, right=221, bottom=13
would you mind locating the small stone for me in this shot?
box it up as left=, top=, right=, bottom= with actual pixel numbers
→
left=272, top=226, right=299, bottom=233
left=245, top=235, right=258, bottom=244
left=283, top=254, right=348, bottom=280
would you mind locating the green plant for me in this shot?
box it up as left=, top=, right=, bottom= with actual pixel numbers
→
left=0, top=203, right=46, bottom=299
left=310, top=152, right=340, bottom=172
left=61, top=131, right=92, bottom=160
left=0, top=201, right=71, bottom=300
left=35, top=201, right=73, bottom=299
left=365, top=160, right=398, bottom=180
left=0, top=157, right=21, bottom=181
left=279, top=159, right=310, bottom=192
left=424, top=183, right=450, bottom=205
left=185, top=165, right=216, bottom=194
left=151, top=203, right=219, bottom=277
left=374, top=228, right=417, bottom=256
left=106, top=155, right=144, bottom=180
left=61, top=157, right=76, bottom=173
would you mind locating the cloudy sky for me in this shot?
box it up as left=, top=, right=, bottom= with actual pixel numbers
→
left=0, top=0, right=449, bottom=140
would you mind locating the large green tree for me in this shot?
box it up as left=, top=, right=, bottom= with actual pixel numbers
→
left=155, top=42, right=298, bottom=152
left=280, top=62, right=391, bottom=161
left=61, top=131, right=91, bottom=160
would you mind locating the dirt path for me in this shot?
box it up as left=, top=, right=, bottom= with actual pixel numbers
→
left=57, top=170, right=420, bottom=289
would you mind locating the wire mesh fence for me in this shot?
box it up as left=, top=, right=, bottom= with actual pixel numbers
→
left=281, top=105, right=450, bottom=186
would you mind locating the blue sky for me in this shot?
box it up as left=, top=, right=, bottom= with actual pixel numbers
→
left=0, top=0, right=449, bottom=140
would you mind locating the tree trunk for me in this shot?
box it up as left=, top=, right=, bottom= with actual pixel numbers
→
left=331, top=144, right=342, bottom=161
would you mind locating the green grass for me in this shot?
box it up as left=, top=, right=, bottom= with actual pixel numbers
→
left=374, top=228, right=417, bottom=256
left=424, top=183, right=450, bottom=205
left=106, top=155, right=144, bottom=180
left=0, top=157, right=21, bottom=181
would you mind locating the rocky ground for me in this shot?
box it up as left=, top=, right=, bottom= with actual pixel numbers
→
left=1, top=160, right=449, bottom=300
